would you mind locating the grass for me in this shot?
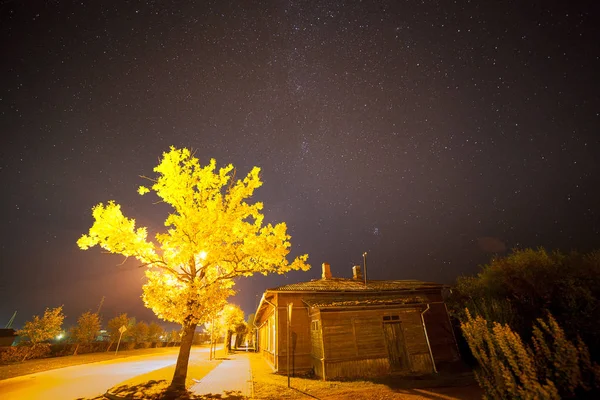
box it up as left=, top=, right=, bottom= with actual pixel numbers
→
left=0, top=345, right=183, bottom=381
left=107, top=352, right=222, bottom=398
left=248, top=352, right=483, bottom=400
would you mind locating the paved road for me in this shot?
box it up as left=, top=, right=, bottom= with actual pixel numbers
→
left=0, top=346, right=211, bottom=400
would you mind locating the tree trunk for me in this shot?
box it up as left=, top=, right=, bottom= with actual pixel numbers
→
left=209, top=316, right=215, bottom=360
left=22, top=344, right=33, bottom=362
left=169, top=322, right=197, bottom=390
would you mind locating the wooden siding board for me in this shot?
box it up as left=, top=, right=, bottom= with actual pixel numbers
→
left=256, top=284, right=457, bottom=379
left=324, top=358, right=390, bottom=380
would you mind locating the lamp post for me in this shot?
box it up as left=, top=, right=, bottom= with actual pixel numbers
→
left=287, top=302, right=293, bottom=388
left=362, top=252, right=367, bottom=287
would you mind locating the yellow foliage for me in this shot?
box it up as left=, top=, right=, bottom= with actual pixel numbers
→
left=17, top=306, right=65, bottom=345
left=78, top=147, right=310, bottom=327
left=142, top=269, right=233, bottom=325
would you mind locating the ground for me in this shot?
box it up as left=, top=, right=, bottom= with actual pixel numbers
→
left=248, top=353, right=482, bottom=400
left=0, top=347, right=483, bottom=399
left=0, top=346, right=183, bottom=380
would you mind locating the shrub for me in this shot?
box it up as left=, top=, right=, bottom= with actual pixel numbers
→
left=17, top=307, right=65, bottom=348
left=0, top=343, right=51, bottom=364
left=461, top=310, right=600, bottom=399
left=449, top=248, right=600, bottom=360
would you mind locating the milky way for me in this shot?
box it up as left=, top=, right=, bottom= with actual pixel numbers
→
left=1, top=1, right=598, bottom=327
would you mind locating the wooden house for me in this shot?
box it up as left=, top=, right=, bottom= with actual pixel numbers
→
left=254, top=263, right=459, bottom=380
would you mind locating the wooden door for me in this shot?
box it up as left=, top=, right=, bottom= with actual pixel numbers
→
left=383, top=322, right=409, bottom=371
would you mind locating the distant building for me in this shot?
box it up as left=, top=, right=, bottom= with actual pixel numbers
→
left=0, top=329, right=17, bottom=347
left=254, top=263, right=459, bottom=380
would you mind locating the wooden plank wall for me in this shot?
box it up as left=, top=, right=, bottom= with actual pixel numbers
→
left=257, top=309, right=276, bottom=369
left=325, top=358, right=390, bottom=379
left=258, top=290, right=453, bottom=379
left=276, top=293, right=314, bottom=374
left=424, top=303, right=460, bottom=363
left=353, top=315, right=387, bottom=359
left=310, top=314, right=323, bottom=359
left=319, top=307, right=434, bottom=379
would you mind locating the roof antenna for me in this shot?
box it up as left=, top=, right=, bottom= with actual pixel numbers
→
left=362, top=252, right=368, bottom=287
left=96, top=296, right=105, bottom=315
left=5, top=311, right=17, bottom=329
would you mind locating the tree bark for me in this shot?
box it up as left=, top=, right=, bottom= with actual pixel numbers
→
left=169, top=322, right=197, bottom=390
left=209, top=316, right=215, bottom=360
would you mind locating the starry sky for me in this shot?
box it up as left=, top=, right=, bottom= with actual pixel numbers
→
left=1, top=0, right=599, bottom=329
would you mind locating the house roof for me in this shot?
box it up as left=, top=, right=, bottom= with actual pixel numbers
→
left=266, top=278, right=445, bottom=292
left=253, top=278, right=448, bottom=324
left=302, top=294, right=428, bottom=309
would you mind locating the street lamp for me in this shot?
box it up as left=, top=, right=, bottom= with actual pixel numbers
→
left=362, top=252, right=367, bottom=287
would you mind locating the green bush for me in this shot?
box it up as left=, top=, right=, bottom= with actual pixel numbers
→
left=449, top=248, right=600, bottom=360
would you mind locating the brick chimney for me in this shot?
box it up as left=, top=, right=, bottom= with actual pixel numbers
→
left=322, top=262, right=332, bottom=280
left=352, top=265, right=363, bottom=280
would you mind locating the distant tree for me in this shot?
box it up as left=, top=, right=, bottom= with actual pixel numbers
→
left=77, top=147, right=309, bottom=389
left=148, top=322, right=164, bottom=343
left=17, top=306, right=65, bottom=361
left=220, top=304, right=245, bottom=352
left=71, top=311, right=101, bottom=355
left=245, top=313, right=256, bottom=348
left=17, top=306, right=65, bottom=345
left=106, top=313, right=130, bottom=350
left=193, top=331, right=210, bottom=345
left=168, top=329, right=181, bottom=344
left=204, top=303, right=245, bottom=356
left=448, top=248, right=600, bottom=360
left=129, top=321, right=149, bottom=344
left=203, top=298, right=234, bottom=359
left=234, top=320, right=248, bottom=348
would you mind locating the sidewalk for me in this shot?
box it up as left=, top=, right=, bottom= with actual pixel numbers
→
left=189, top=352, right=252, bottom=398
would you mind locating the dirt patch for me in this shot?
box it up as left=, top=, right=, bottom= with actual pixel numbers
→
left=249, top=353, right=482, bottom=399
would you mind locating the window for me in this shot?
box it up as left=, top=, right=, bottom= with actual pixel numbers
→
left=270, top=317, right=276, bottom=351
left=311, top=320, right=319, bottom=331
left=383, top=315, right=400, bottom=321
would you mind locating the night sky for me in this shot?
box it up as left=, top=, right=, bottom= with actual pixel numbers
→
left=1, top=1, right=599, bottom=330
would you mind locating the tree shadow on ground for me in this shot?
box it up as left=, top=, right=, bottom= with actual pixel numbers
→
left=365, top=361, right=476, bottom=390
left=76, top=381, right=247, bottom=400
left=192, top=391, right=245, bottom=399
left=363, top=362, right=482, bottom=400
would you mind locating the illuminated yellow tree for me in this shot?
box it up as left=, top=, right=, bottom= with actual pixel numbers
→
left=77, top=147, right=309, bottom=390
left=71, top=311, right=101, bottom=355
left=221, top=304, right=245, bottom=352
left=204, top=303, right=244, bottom=359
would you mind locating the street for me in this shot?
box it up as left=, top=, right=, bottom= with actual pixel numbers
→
left=0, top=346, right=211, bottom=400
